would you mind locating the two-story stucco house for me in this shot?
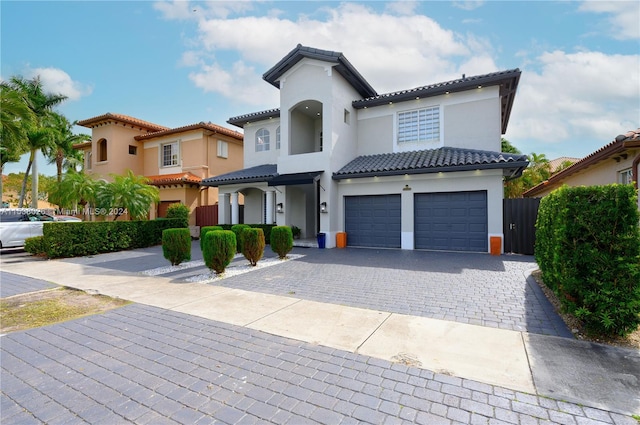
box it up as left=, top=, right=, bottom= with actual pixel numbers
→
left=75, top=113, right=244, bottom=225
left=202, top=45, right=528, bottom=251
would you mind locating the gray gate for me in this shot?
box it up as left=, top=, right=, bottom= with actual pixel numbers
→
left=503, top=198, right=541, bottom=255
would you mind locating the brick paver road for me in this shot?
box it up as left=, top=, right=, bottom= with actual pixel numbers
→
left=2, top=304, right=632, bottom=425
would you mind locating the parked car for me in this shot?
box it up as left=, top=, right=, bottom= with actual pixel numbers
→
left=0, top=208, right=64, bottom=248
left=54, top=215, right=82, bottom=222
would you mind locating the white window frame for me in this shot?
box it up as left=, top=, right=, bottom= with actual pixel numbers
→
left=256, top=128, right=270, bottom=152
left=161, top=141, right=179, bottom=167
left=217, top=140, right=228, bottom=158
left=397, top=106, right=440, bottom=144
left=619, top=168, right=633, bottom=184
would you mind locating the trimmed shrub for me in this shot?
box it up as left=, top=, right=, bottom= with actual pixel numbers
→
left=231, top=224, right=251, bottom=253
left=202, top=230, right=236, bottom=274
left=242, top=228, right=265, bottom=266
left=270, top=226, right=293, bottom=259
left=162, top=228, right=191, bottom=266
left=218, top=224, right=276, bottom=245
left=165, top=203, right=190, bottom=228
left=200, top=226, right=223, bottom=251
left=24, top=236, right=47, bottom=256
left=535, top=184, right=640, bottom=337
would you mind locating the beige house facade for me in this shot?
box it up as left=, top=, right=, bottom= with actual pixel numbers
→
left=524, top=129, right=640, bottom=209
left=76, top=113, right=244, bottom=224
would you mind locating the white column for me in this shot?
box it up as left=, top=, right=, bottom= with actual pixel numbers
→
left=231, top=192, right=239, bottom=224
left=265, top=190, right=274, bottom=224
left=218, top=193, right=229, bottom=224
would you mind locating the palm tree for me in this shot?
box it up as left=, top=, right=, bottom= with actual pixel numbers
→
left=96, top=170, right=159, bottom=221
left=17, top=127, right=56, bottom=207
left=45, top=113, right=90, bottom=183
left=0, top=81, right=34, bottom=200
left=8, top=75, right=67, bottom=207
left=49, top=171, right=97, bottom=219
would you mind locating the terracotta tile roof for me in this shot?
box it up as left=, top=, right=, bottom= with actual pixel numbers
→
left=524, top=129, right=640, bottom=197
left=77, top=113, right=169, bottom=131
left=147, top=172, right=202, bottom=186
left=333, top=147, right=529, bottom=180
left=548, top=157, right=580, bottom=173
left=135, top=122, right=243, bottom=141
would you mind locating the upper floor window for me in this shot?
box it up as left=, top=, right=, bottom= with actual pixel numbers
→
left=129, top=145, right=137, bottom=155
left=619, top=168, right=633, bottom=184
left=217, top=140, right=228, bottom=158
left=162, top=142, right=179, bottom=167
left=276, top=127, right=281, bottom=150
left=256, top=128, right=270, bottom=152
left=97, top=138, right=108, bottom=161
left=398, top=106, right=440, bottom=143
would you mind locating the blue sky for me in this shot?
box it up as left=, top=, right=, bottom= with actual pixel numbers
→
left=2, top=0, right=639, bottom=176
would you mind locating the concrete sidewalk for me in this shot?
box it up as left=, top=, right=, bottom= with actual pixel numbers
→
left=1, top=249, right=639, bottom=417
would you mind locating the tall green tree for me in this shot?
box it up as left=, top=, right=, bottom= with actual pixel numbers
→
left=8, top=75, right=67, bottom=207
left=95, top=170, right=159, bottom=221
left=0, top=81, right=34, bottom=200
left=45, top=114, right=89, bottom=182
left=48, top=171, right=97, bottom=219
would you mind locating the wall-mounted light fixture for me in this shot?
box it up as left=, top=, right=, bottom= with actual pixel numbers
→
left=277, top=203, right=283, bottom=213
left=403, top=184, right=412, bottom=191
left=320, top=202, right=327, bottom=213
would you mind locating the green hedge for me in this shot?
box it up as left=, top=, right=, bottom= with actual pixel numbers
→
left=200, top=226, right=223, bottom=251
left=165, top=203, right=190, bottom=228
left=535, top=184, right=640, bottom=337
left=162, top=228, right=191, bottom=266
left=216, top=224, right=276, bottom=245
left=41, top=218, right=185, bottom=259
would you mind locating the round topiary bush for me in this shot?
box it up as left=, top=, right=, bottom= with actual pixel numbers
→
left=200, top=225, right=223, bottom=251
left=202, top=230, right=236, bottom=274
left=270, top=226, right=293, bottom=259
left=165, top=203, right=190, bottom=228
left=162, top=228, right=192, bottom=266
left=242, top=227, right=265, bottom=266
left=231, top=224, right=251, bottom=253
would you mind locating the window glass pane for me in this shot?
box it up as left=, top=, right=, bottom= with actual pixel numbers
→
left=398, top=107, right=439, bottom=143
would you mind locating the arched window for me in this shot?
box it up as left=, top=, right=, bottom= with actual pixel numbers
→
left=256, top=128, right=270, bottom=152
left=276, top=126, right=281, bottom=150
left=98, top=138, right=108, bottom=162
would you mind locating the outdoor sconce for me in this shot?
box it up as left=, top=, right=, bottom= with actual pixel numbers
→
left=277, top=203, right=283, bottom=213
left=320, top=202, right=328, bottom=213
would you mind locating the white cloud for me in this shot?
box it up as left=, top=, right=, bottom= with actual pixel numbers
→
left=508, top=50, right=640, bottom=149
left=26, top=67, right=92, bottom=101
left=578, top=1, right=640, bottom=40
left=172, top=1, right=489, bottom=108
left=384, top=1, right=419, bottom=16
left=452, top=1, right=485, bottom=11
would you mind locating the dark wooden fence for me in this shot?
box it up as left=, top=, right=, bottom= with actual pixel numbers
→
left=503, top=198, right=541, bottom=255
left=195, top=205, right=244, bottom=227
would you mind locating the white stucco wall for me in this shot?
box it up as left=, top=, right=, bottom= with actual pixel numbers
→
left=355, top=86, right=502, bottom=155
left=242, top=120, right=281, bottom=168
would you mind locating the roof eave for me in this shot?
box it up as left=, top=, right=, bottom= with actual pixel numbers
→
left=523, top=139, right=640, bottom=197
left=332, top=161, right=529, bottom=180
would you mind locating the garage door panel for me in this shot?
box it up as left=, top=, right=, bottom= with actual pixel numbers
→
left=415, top=191, right=488, bottom=252
left=345, top=195, right=401, bottom=248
